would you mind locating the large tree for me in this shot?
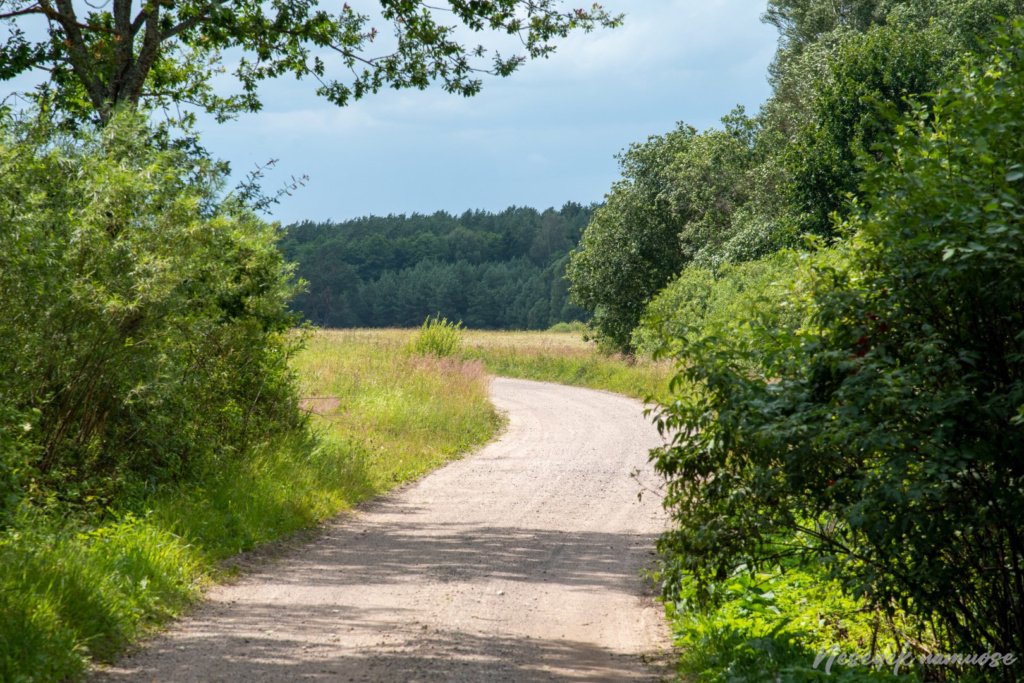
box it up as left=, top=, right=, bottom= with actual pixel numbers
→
left=0, top=0, right=618, bottom=125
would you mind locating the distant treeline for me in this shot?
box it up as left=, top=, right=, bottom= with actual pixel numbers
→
left=280, top=203, right=592, bottom=329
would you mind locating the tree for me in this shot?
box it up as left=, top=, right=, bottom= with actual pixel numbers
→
left=567, top=117, right=768, bottom=351
left=0, top=0, right=619, bottom=125
left=783, top=22, right=950, bottom=237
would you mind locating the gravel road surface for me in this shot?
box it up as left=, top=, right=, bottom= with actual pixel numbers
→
left=96, top=377, right=671, bottom=682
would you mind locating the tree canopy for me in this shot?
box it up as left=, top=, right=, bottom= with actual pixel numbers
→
left=282, top=204, right=591, bottom=329
left=0, top=0, right=619, bottom=125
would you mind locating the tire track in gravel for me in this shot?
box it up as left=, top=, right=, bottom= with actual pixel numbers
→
left=95, top=377, right=672, bottom=682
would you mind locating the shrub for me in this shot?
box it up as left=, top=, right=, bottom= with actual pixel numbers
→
left=652, top=18, right=1024, bottom=663
left=0, top=111, right=303, bottom=511
left=632, top=250, right=816, bottom=357
left=546, top=320, right=589, bottom=334
left=407, top=315, right=464, bottom=357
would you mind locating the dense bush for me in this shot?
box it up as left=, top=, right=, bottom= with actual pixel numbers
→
left=0, top=112, right=303, bottom=513
left=651, top=19, right=1024, bottom=662
left=408, top=315, right=464, bottom=357
left=631, top=250, right=816, bottom=357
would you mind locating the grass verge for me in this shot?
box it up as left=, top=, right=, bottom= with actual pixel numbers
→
left=320, top=327, right=675, bottom=401
left=0, top=329, right=499, bottom=682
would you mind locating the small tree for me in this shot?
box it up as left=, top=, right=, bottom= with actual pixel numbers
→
left=0, top=111, right=303, bottom=506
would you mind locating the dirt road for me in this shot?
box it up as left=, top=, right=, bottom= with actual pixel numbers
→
left=96, top=377, right=671, bottom=682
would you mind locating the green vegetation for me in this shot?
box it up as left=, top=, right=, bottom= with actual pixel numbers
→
left=565, top=2, right=1024, bottom=680
left=0, top=1, right=621, bottom=676
left=0, top=328, right=498, bottom=682
left=408, top=315, right=465, bottom=358
left=0, top=111, right=302, bottom=523
left=321, top=327, right=673, bottom=403
left=0, top=0, right=623, bottom=678
left=280, top=205, right=592, bottom=330
left=460, top=329, right=672, bottom=402
left=569, top=0, right=1024, bottom=353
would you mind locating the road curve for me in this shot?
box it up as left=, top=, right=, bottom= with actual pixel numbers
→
left=96, top=377, right=671, bottom=682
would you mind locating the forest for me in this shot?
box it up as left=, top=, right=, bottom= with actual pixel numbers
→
left=281, top=204, right=591, bottom=329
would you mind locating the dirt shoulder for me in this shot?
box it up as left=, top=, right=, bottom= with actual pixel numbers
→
left=95, top=377, right=672, bottom=682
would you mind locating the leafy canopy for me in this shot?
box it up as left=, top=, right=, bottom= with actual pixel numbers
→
left=0, top=0, right=619, bottom=125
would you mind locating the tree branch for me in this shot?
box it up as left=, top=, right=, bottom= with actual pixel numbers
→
left=47, top=0, right=108, bottom=114
left=121, top=0, right=161, bottom=103
left=163, top=0, right=228, bottom=40
left=0, top=3, right=44, bottom=20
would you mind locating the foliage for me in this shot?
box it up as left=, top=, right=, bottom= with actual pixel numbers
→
left=546, top=320, right=588, bottom=333
left=0, top=0, right=620, bottom=126
left=408, top=315, right=464, bottom=358
left=669, top=563, right=911, bottom=682
left=783, top=22, right=951, bottom=237
left=632, top=251, right=815, bottom=357
left=651, top=18, right=1024, bottom=663
left=569, top=0, right=1023, bottom=348
left=0, top=111, right=302, bottom=513
left=566, top=124, right=699, bottom=351
left=281, top=204, right=591, bottom=330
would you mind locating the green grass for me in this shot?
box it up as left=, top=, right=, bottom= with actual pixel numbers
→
left=460, top=328, right=674, bottom=402
left=668, top=566, right=918, bottom=682
left=0, top=328, right=500, bottom=682
left=317, top=327, right=675, bottom=402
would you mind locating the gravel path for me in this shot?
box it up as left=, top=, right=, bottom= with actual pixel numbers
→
left=96, top=377, right=671, bottom=682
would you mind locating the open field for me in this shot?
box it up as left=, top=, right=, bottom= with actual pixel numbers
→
left=312, top=327, right=675, bottom=402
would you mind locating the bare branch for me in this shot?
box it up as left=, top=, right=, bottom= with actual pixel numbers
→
left=0, top=3, right=44, bottom=20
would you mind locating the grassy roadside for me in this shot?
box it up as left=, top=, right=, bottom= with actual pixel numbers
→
left=1, top=329, right=500, bottom=682
left=460, top=329, right=674, bottom=402
left=322, top=326, right=675, bottom=401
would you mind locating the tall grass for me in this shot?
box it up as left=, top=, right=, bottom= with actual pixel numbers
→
left=1, top=329, right=499, bottom=681
left=460, top=329, right=674, bottom=402
left=310, top=327, right=675, bottom=401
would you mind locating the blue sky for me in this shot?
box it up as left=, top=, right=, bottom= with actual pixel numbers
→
left=193, top=1, right=780, bottom=225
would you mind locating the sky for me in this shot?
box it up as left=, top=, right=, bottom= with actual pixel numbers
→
left=189, top=0, right=780, bottom=225
left=5, top=1, right=779, bottom=225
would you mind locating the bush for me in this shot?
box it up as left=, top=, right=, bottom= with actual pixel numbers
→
left=0, top=111, right=303, bottom=511
left=407, top=315, right=464, bottom=357
left=632, top=250, right=816, bottom=357
left=546, top=320, right=588, bottom=334
left=652, top=19, right=1024, bottom=664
